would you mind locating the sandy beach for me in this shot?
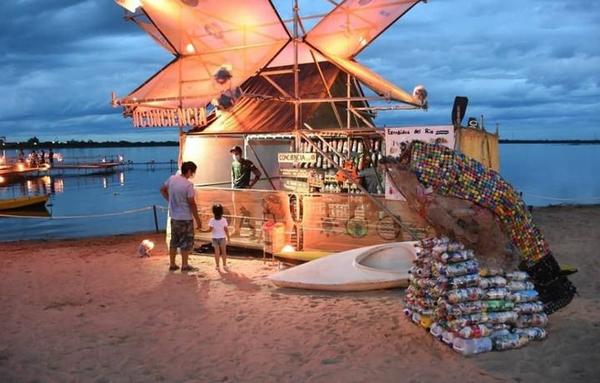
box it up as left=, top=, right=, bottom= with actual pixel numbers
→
left=0, top=205, right=598, bottom=382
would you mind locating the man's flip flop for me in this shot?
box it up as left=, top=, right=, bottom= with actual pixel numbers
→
left=169, top=265, right=180, bottom=271
left=181, top=265, right=197, bottom=272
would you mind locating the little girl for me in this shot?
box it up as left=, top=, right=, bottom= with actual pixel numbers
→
left=208, top=204, right=230, bottom=270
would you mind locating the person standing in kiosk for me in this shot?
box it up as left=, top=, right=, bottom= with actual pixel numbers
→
left=230, top=146, right=261, bottom=189
left=230, top=146, right=261, bottom=237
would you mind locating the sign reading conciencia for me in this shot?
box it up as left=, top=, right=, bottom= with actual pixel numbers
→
left=132, top=107, right=208, bottom=128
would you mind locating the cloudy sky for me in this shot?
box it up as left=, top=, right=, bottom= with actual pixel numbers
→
left=0, top=0, right=598, bottom=142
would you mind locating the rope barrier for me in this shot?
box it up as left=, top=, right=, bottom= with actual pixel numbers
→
left=0, top=205, right=168, bottom=220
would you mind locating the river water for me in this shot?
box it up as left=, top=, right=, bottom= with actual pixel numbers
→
left=0, top=144, right=598, bottom=242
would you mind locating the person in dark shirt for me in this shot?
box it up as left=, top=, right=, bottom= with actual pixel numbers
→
left=229, top=146, right=261, bottom=238
left=358, top=154, right=382, bottom=194
left=230, top=146, right=261, bottom=189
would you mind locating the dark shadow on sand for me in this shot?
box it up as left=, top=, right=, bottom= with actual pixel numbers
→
left=217, top=269, right=261, bottom=292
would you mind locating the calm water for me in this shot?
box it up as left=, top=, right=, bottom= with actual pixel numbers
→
left=0, top=147, right=178, bottom=242
left=0, top=144, right=598, bottom=242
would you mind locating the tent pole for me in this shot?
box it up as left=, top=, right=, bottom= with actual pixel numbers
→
left=293, top=0, right=300, bottom=152
left=299, top=131, right=418, bottom=240
left=346, top=73, right=351, bottom=129
left=309, top=49, right=345, bottom=129
left=349, top=107, right=375, bottom=129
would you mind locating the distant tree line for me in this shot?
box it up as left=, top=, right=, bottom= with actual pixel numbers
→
left=1, top=137, right=179, bottom=149
left=499, top=139, right=600, bottom=144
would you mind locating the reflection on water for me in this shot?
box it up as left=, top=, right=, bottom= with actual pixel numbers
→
left=0, top=171, right=127, bottom=199
left=1, top=208, right=51, bottom=218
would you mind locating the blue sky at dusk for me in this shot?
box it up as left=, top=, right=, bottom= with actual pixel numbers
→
left=0, top=0, right=598, bottom=142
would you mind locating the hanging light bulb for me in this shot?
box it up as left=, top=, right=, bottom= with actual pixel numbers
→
left=413, top=85, right=428, bottom=107
left=185, top=43, right=196, bottom=54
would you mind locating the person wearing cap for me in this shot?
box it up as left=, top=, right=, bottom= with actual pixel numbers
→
left=229, top=146, right=261, bottom=238
left=230, top=146, right=261, bottom=189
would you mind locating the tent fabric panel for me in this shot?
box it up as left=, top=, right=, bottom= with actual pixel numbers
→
left=267, top=41, right=326, bottom=68
left=135, top=20, right=177, bottom=55
left=306, top=0, right=421, bottom=58
left=141, top=0, right=289, bottom=55
left=128, top=0, right=290, bottom=109
left=124, top=54, right=254, bottom=109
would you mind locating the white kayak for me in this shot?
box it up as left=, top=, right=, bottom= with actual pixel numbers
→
left=268, top=242, right=417, bottom=291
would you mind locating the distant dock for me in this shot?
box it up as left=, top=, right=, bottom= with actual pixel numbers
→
left=0, top=164, right=50, bottom=182
left=50, top=162, right=123, bottom=175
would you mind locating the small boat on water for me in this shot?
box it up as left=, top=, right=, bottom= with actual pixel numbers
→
left=0, top=194, right=49, bottom=211
left=268, top=242, right=416, bottom=291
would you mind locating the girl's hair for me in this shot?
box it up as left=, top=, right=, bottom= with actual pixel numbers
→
left=212, top=204, right=224, bottom=220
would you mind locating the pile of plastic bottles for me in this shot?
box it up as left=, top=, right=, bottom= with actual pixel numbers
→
left=404, top=236, right=548, bottom=355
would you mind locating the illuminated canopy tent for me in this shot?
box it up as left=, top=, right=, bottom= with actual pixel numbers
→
left=114, top=0, right=427, bottom=132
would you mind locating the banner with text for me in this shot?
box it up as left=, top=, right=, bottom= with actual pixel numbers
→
left=385, top=126, right=455, bottom=200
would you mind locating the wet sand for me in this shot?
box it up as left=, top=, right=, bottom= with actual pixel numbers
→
left=0, top=205, right=598, bottom=382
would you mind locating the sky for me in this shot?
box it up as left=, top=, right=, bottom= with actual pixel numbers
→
left=0, top=0, right=598, bottom=142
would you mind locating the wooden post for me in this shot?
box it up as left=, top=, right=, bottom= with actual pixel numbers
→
left=152, top=205, right=159, bottom=233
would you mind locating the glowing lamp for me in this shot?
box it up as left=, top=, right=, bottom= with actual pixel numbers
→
left=185, top=43, right=196, bottom=54
left=412, top=85, right=428, bottom=107
left=115, top=0, right=141, bottom=13
left=17, top=163, right=25, bottom=171
left=0, top=176, right=5, bottom=183
left=137, top=239, right=155, bottom=257
left=281, top=244, right=295, bottom=253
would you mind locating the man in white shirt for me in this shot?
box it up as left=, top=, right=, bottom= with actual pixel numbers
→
left=160, top=161, right=202, bottom=271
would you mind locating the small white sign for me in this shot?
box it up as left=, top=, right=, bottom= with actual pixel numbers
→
left=278, top=152, right=317, bottom=164
left=385, top=125, right=455, bottom=200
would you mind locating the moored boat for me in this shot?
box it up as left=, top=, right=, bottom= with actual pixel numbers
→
left=0, top=194, right=49, bottom=211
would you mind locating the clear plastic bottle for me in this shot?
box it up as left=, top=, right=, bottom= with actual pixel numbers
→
left=505, top=271, right=529, bottom=281
left=442, top=330, right=459, bottom=346
left=452, top=337, right=493, bottom=355
left=514, top=327, right=547, bottom=340
left=458, top=325, right=492, bottom=339
left=510, top=290, right=539, bottom=303
left=507, top=281, right=535, bottom=291
left=430, top=322, right=445, bottom=338
left=492, top=333, right=530, bottom=351
left=479, top=276, right=507, bottom=289
left=439, top=249, right=473, bottom=263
